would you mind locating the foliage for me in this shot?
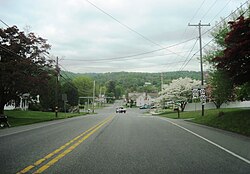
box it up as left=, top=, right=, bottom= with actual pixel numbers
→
left=208, top=70, right=234, bottom=108
left=213, top=16, right=250, bottom=85
left=159, top=77, right=200, bottom=111
left=0, top=26, right=53, bottom=114
left=62, top=71, right=201, bottom=97
left=161, top=108, right=250, bottom=137
left=61, top=81, right=79, bottom=106
left=73, top=76, right=93, bottom=98
left=105, top=80, right=116, bottom=102
left=114, top=85, right=123, bottom=99
left=236, top=82, right=250, bottom=101
left=204, top=5, right=250, bottom=103
left=39, top=76, right=58, bottom=111
left=210, top=20, right=229, bottom=49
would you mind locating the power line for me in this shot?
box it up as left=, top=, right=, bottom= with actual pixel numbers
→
left=84, top=0, right=160, bottom=47
left=1, top=16, right=198, bottom=65
left=179, top=37, right=199, bottom=71
left=59, top=64, right=76, bottom=79
left=0, top=18, right=56, bottom=64
left=201, top=0, right=218, bottom=20
left=84, top=0, right=185, bottom=58
left=181, top=38, right=214, bottom=71
left=208, top=0, right=233, bottom=24
left=60, top=71, right=93, bottom=94
left=172, top=1, right=249, bottom=72
left=189, top=0, right=207, bottom=23
left=179, top=0, right=207, bottom=44
left=62, top=37, right=196, bottom=62
left=0, top=44, right=23, bottom=59
left=0, top=19, right=11, bottom=28
left=128, top=59, right=197, bottom=71
left=202, top=0, right=249, bottom=36
left=178, top=0, right=243, bottom=53
left=63, top=50, right=195, bottom=63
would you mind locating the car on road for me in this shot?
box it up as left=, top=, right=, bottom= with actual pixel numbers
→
left=116, top=107, right=126, bottom=113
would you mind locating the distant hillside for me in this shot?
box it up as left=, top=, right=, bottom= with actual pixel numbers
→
left=61, top=71, right=201, bottom=92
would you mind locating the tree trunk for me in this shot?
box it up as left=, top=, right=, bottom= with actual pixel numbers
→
left=0, top=83, right=7, bottom=115
left=0, top=101, right=5, bottom=115
left=213, top=101, right=221, bottom=109
left=180, top=101, right=187, bottom=112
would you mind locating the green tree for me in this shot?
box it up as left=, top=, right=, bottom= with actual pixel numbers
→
left=236, top=82, right=250, bottom=101
left=61, top=81, right=78, bottom=106
left=115, top=85, right=122, bottom=99
left=0, top=26, right=52, bottom=114
left=209, top=70, right=234, bottom=109
left=204, top=4, right=250, bottom=104
left=73, top=76, right=93, bottom=104
left=106, top=80, right=116, bottom=103
left=39, top=75, right=59, bottom=111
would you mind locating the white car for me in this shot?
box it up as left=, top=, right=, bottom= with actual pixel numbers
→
left=116, top=107, right=126, bottom=113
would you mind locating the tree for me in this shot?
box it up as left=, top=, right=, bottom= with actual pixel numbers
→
left=235, top=82, right=250, bottom=101
left=39, top=75, right=58, bottom=111
left=0, top=26, right=52, bottom=114
left=159, top=77, right=200, bottom=111
left=72, top=76, right=92, bottom=104
left=114, top=85, right=122, bottom=99
left=61, top=81, right=78, bottom=106
left=208, top=70, right=234, bottom=109
left=203, top=20, right=229, bottom=69
left=106, top=80, right=116, bottom=103
left=203, top=5, right=250, bottom=103
left=213, top=16, right=250, bottom=85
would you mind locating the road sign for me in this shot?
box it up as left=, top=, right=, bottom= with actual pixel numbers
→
left=192, top=89, right=199, bottom=99
left=62, top=94, right=67, bottom=101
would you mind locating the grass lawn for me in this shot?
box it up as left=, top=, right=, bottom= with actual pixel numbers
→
left=160, top=108, right=250, bottom=137
left=4, top=110, right=85, bottom=127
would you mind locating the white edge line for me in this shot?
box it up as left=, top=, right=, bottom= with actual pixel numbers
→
left=157, top=117, right=250, bottom=165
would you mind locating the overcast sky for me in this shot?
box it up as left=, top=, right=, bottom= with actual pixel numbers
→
left=0, top=0, right=248, bottom=73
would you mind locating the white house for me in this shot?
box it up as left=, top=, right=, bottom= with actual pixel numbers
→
left=128, top=92, right=158, bottom=107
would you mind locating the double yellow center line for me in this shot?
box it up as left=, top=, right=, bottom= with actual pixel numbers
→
left=17, top=115, right=114, bottom=174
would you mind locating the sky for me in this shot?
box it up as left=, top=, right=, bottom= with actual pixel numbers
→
left=0, top=0, right=248, bottom=73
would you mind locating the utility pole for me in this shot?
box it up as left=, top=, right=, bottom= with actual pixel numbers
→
left=161, top=73, right=163, bottom=91
left=92, top=80, right=95, bottom=113
left=55, top=56, right=60, bottom=118
left=188, top=21, right=210, bottom=116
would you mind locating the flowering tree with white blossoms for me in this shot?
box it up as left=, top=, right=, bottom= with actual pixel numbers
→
left=159, top=77, right=201, bottom=111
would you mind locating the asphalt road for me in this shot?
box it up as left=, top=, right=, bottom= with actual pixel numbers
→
left=0, top=104, right=250, bottom=174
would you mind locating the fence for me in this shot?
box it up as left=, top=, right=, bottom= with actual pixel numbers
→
left=185, top=101, right=250, bottom=111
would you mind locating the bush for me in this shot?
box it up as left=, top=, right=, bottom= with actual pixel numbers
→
left=29, top=103, right=43, bottom=111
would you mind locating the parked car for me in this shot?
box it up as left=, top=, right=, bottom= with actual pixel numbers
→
left=116, top=107, right=126, bottom=113
left=139, top=104, right=150, bottom=109
left=150, top=105, right=156, bottom=109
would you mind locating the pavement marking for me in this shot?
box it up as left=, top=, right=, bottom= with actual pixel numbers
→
left=0, top=115, right=94, bottom=138
left=16, top=115, right=114, bottom=174
left=137, top=115, right=156, bottom=118
left=158, top=117, right=250, bottom=165
left=33, top=115, right=114, bottom=174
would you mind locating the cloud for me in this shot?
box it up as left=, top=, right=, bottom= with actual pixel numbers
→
left=0, top=0, right=247, bottom=73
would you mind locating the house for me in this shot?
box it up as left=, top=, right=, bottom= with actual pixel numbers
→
left=4, top=94, right=40, bottom=111
left=128, top=92, right=158, bottom=107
